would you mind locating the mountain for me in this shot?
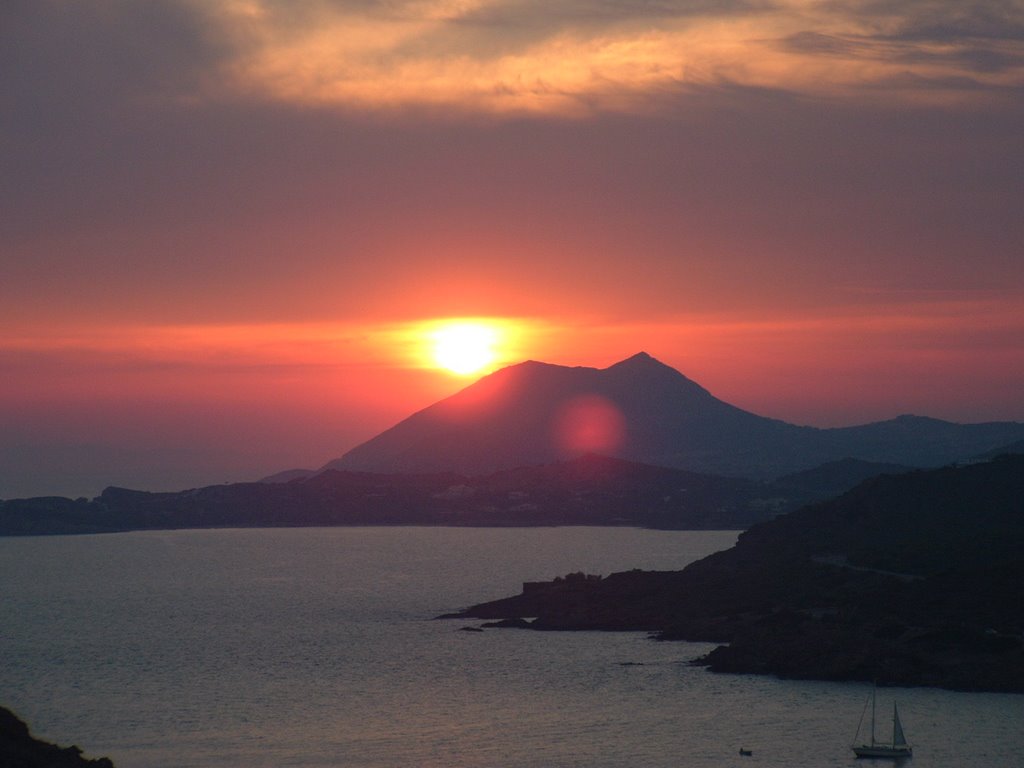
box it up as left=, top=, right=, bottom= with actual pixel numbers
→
left=443, top=455, right=1024, bottom=692
left=323, top=353, right=1024, bottom=479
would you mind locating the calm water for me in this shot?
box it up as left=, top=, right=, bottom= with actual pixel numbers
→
left=1, top=527, right=1021, bottom=767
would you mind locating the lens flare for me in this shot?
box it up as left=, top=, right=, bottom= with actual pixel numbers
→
left=555, top=395, right=626, bottom=455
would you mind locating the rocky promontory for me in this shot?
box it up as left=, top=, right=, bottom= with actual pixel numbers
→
left=0, top=706, right=113, bottom=768
left=442, top=455, right=1024, bottom=692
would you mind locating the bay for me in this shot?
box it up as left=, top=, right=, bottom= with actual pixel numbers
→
left=1, top=527, right=1021, bottom=767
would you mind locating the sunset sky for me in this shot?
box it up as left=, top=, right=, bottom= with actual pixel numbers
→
left=2, top=0, right=1023, bottom=498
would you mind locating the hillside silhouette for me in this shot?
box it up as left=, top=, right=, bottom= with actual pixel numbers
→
left=444, top=455, right=1024, bottom=692
left=2, top=455, right=794, bottom=535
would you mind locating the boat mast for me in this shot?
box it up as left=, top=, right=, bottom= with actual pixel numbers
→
left=870, top=687, right=877, bottom=746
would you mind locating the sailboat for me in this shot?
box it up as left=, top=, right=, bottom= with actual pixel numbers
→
left=852, top=687, right=912, bottom=758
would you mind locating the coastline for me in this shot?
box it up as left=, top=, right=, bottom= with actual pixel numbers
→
left=441, top=457, right=1024, bottom=693
left=0, top=706, right=113, bottom=767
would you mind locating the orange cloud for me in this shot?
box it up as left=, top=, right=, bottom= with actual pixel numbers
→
left=194, top=0, right=1024, bottom=114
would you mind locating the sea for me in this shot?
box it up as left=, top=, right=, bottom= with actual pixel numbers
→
left=1, top=527, right=1021, bottom=768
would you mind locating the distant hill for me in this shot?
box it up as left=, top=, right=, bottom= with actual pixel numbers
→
left=3, top=451, right=914, bottom=536
left=443, top=455, right=1024, bottom=692
left=322, top=353, right=1024, bottom=479
left=0, top=455, right=796, bottom=535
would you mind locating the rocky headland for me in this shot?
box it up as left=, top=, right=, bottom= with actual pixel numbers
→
left=441, top=455, right=1024, bottom=693
left=0, top=706, right=113, bottom=768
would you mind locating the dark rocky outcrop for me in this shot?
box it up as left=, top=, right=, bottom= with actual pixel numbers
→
left=0, top=706, right=113, bottom=768
left=442, top=456, right=1024, bottom=692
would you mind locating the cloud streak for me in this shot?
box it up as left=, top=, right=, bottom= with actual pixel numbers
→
left=184, top=0, right=1024, bottom=113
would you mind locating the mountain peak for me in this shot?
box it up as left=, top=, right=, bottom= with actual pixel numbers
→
left=603, top=351, right=713, bottom=397
left=606, top=351, right=659, bottom=369
left=622, top=350, right=655, bottom=361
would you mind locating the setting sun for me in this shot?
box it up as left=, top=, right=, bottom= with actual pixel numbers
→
left=430, top=322, right=499, bottom=375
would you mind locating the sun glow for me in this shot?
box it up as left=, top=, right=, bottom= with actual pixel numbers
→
left=429, top=321, right=500, bottom=375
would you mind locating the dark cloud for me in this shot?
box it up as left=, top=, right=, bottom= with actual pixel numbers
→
left=869, top=0, right=1024, bottom=42
left=781, top=28, right=1024, bottom=75
left=778, top=1, right=1024, bottom=90
left=894, top=45, right=1024, bottom=75
left=780, top=30, right=870, bottom=56
left=454, top=0, right=770, bottom=28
